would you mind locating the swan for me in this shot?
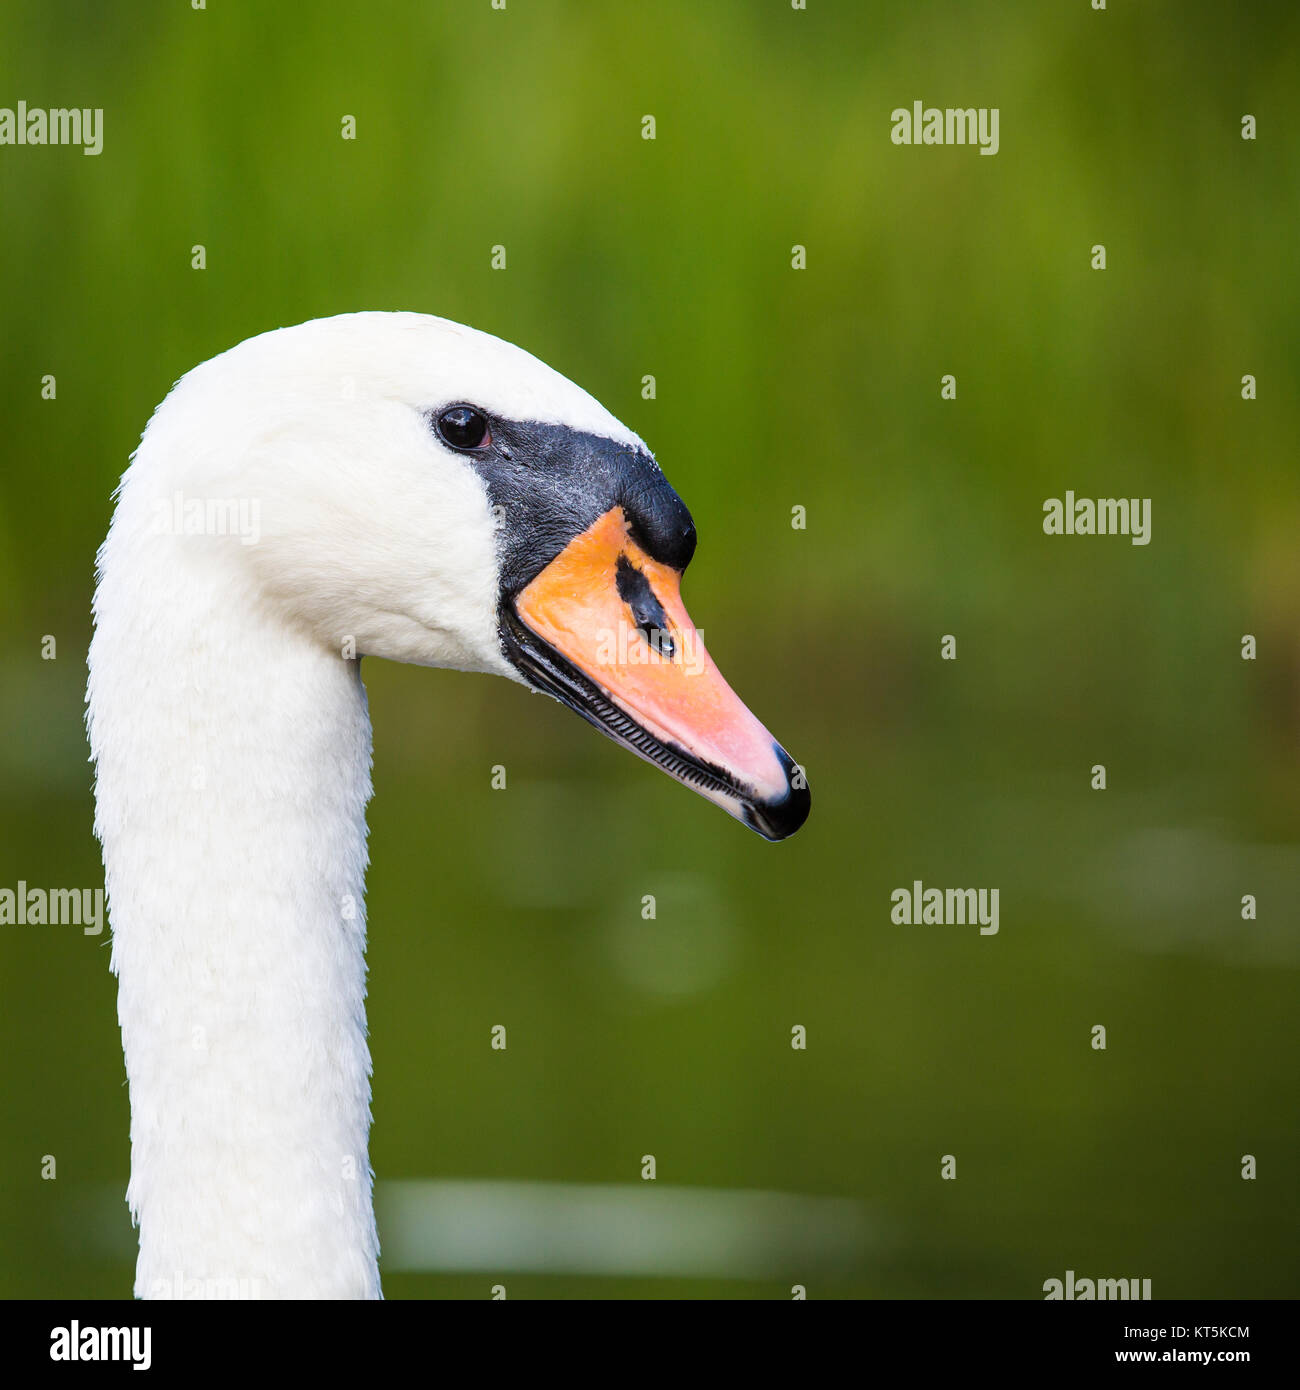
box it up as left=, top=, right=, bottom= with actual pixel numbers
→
left=86, top=311, right=810, bottom=1299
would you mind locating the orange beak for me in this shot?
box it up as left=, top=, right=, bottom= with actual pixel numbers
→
left=502, top=507, right=809, bottom=840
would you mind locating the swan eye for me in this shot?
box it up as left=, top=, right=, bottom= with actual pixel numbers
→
left=436, top=405, right=491, bottom=451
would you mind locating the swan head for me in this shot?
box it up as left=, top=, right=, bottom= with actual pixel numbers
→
left=145, top=311, right=809, bottom=840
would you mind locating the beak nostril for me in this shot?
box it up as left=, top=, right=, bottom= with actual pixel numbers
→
left=637, top=618, right=675, bottom=661
left=615, top=554, right=676, bottom=660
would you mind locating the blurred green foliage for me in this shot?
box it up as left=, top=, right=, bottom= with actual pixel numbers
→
left=1, top=0, right=1297, bottom=1298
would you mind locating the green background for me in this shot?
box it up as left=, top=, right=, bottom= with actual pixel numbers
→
left=1, top=0, right=1296, bottom=1298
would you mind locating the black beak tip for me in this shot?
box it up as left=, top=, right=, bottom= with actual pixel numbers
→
left=744, top=746, right=811, bottom=842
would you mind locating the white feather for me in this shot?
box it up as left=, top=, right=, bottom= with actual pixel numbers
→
left=87, top=312, right=640, bottom=1298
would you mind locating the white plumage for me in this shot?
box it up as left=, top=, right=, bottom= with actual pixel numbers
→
left=88, top=313, right=647, bottom=1299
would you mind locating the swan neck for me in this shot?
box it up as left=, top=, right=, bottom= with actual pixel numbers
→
left=89, top=529, right=380, bottom=1299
